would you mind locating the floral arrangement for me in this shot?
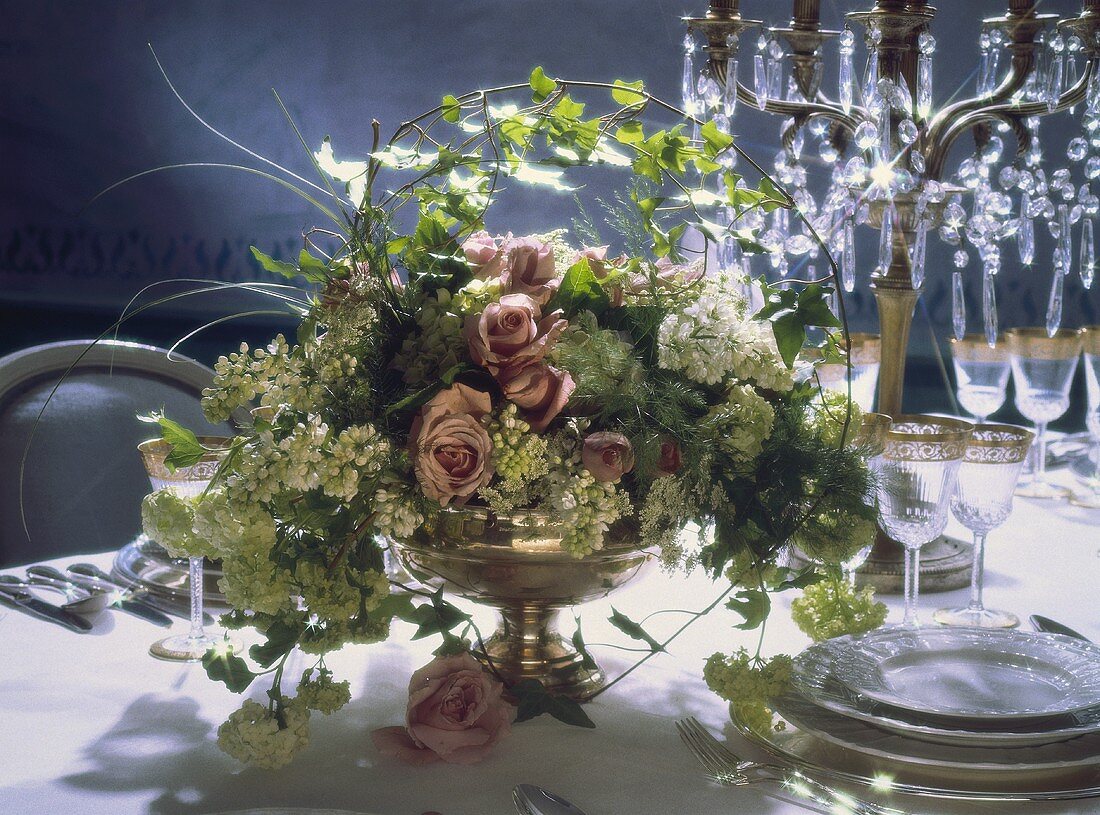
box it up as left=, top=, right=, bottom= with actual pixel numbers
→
left=135, top=67, right=882, bottom=768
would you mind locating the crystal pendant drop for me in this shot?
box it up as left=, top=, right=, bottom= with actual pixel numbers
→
left=864, top=28, right=881, bottom=107
left=1082, top=217, right=1095, bottom=288
left=983, top=272, right=998, bottom=347
left=977, top=33, right=992, bottom=95
left=910, top=220, right=928, bottom=288
left=952, top=270, right=966, bottom=340
left=839, top=28, right=855, bottom=114
left=1058, top=203, right=1073, bottom=274
left=917, top=32, right=935, bottom=118
left=682, top=34, right=697, bottom=114
left=1047, top=34, right=1065, bottom=111
left=898, top=118, right=918, bottom=145
left=854, top=121, right=878, bottom=151
left=1046, top=270, right=1064, bottom=336
left=1018, top=193, right=1036, bottom=264
left=878, top=208, right=893, bottom=272
left=723, top=58, right=738, bottom=118
left=754, top=52, right=769, bottom=110
left=842, top=217, right=856, bottom=292
left=767, top=39, right=783, bottom=102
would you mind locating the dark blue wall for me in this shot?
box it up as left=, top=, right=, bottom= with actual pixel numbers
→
left=1, top=1, right=1097, bottom=415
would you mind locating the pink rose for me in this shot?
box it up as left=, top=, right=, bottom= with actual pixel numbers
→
left=463, top=293, right=567, bottom=377
left=500, top=363, right=576, bottom=432
left=409, top=384, right=494, bottom=506
left=501, top=236, right=558, bottom=305
left=582, top=432, right=635, bottom=483
left=654, top=440, right=682, bottom=478
left=371, top=652, right=514, bottom=766
left=462, top=230, right=504, bottom=279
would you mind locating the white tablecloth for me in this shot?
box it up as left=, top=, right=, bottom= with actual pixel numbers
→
left=2, top=477, right=1098, bottom=815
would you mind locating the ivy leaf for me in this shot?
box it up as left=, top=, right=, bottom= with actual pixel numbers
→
left=249, top=619, right=301, bottom=668
left=409, top=591, right=472, bottom=641
left=772, top=312, right=807, bottom=369
left=202, top=647, right=256, bottom=693
left=372, top=592, right=418, bottom=623
left=700, top=120, right=733, bottom=159
left=615, top=121, right=645, bottom=145
left=758, top=176, right=790, bottom=212
left=609, top=607, right=665, bottom=653
left=611, top=79, right=646, bottom=107
left=771, top=565, right=825, bottom=592
left=727, top=589, right=771, bottom=631
left=138, top=412, right=205, bottom=471
left=545, top=259, right=611, bottom=318
left=510, top=679, right=596, bottom=728
left=297, top=250, right=330, bottom=283
left=530, top=66, right=557, bottom=102
left=441, top=94, right=461, bottom=123
left=570, top=616, right=599, bottom=672
left=384, top=363, right=475, bottom=420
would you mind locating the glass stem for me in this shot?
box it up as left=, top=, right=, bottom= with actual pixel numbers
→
left=967, top=532, right=988, bottom=612
left=903, top=547, right=921, bottom=627
left=1035, top=422, right=1049, bottom=485
left=188, top=556, right=205, bottom=641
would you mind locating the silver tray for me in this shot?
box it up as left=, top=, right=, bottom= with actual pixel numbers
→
left=729, top=704, right=1100, bottom=801
left=793, top=627, right=1100, bottom=725
left=112, top=535, right=227, bottom=606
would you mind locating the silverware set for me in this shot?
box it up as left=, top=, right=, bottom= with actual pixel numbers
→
left=0, top=562, right=207, bottom=633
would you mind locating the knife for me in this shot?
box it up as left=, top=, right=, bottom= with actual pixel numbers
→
left=0, top=585, right=93, bottom=633
left=65, top=564, right=214, bottom=625
left=25, top=566, right=173, bottom=629
left=1030, top=614, right=1091, bottom=642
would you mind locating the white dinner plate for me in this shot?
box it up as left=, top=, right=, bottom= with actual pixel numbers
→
left=792, top=627, right=1100, bottom=725
left=792, top=647, right=1100, bottom=747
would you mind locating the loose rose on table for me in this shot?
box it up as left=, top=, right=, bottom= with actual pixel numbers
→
left=372, top=652, right=514, bottom=766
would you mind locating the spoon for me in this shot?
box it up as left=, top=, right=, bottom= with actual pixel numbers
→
left=67, top=562, right=214, bottom=625
left=28, top=565, right=172, bottom=627
left=0, top=574, right=109, bottom=617
left=1030, top=614, right=1091, bottom=642
left=513, top=784, right=588, bottom=815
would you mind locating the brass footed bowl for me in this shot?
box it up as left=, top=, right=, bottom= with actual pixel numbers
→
left=394, top=508, right=654, bottom=700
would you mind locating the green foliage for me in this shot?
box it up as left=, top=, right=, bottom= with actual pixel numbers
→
left=408, top=590, right=473, bottom=641
left=250, top=246, right=331, bottom=285
left=726, top=588, right=770, bottom=631
left=511, top=679, right=596, bottom=728
left=609, top=607, right=665, bottom=653
left=546, top=259, right=612, bottom=318
left=203, top=646, right=256, bottom=693
left=756, top=282, right=842, bottom=366
left=137, top=412, right=205, bottom=470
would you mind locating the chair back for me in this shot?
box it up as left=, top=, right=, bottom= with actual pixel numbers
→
left=0, top=340, right=232, bottom=567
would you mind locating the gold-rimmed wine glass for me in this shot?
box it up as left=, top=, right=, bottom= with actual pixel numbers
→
left=1071, top=326, right=1100, bottom=508
left=139, top=437, right=231, bottom=661
left=844, top=411, right=892, bottom=582
left=933, top=424, right=1034, bottom=629
left=951, top=334, right=1010, bottom=423
left=1006, top=328, right=1083, bottom=499
left=814, top=333, right=882, bottom=412
left=875, top=415, right=974, bottom=628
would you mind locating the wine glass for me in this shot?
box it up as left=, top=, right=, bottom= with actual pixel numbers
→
left=816, top=333, right=881, bottom=412
left=1006, top=328, right=1083, bottom=499
left=139, top=437, right=231, bottom=661
left=1070, top=326, right=1100, bottom=508
left=951, top=334, right=1010, bottom=423
left=933, top=424, right=1034, bottom=629
left=875, top=415, right=973, bottom=628
left=844, top=412, right=892, bottom=582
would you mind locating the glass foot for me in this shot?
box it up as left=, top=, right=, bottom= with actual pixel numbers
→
left=149, top=633, right=225, bottom=662
left=1014, top=480, right=1071, bottom=499
left=1069, top=493, right=1100, bottom=508
left=933, top=606, right=1019, bottom=628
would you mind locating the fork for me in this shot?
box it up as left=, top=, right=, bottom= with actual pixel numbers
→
left=676, top=718, right=904, bottom=815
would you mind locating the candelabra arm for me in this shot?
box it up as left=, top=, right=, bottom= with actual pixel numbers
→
left=733, top=79, right=863, bottom=134
left=925, top=57, right=1096, bottom=179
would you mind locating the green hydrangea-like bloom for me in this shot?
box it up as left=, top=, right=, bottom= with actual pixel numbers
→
left=704, top=648, right=792, bottom=736
left=296, top=669, right=352, bottom=715
left=807, top=388, right=863, bottom=450
left=485, top=404, right=549, bottom=483
left=790, top=576, right=888, bottom=642
left=140, top=490, right=215, bottom=559
left=707, top=383, right=775, bottom=466
left=216, top=698, right=311, bottom=769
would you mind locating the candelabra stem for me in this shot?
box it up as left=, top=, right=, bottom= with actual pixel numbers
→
left=869, top=280, right=919, bottom=417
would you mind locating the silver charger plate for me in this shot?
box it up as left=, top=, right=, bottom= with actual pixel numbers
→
left=793, top=649, right=1100, bottom=748
left=112, top=535, right=228, bottom=606
left=793, top=627, right=1100, bottom=725
left=729, top=704, right=1100, bottom=801
left=774, top=692, right=1100, bottom=773
left=208, top=810, right=380, bottom=815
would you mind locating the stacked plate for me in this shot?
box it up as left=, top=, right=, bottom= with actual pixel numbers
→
left=734, top=627, right=1100, bottom=800
left=112, top=535, right=228, bottom=607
